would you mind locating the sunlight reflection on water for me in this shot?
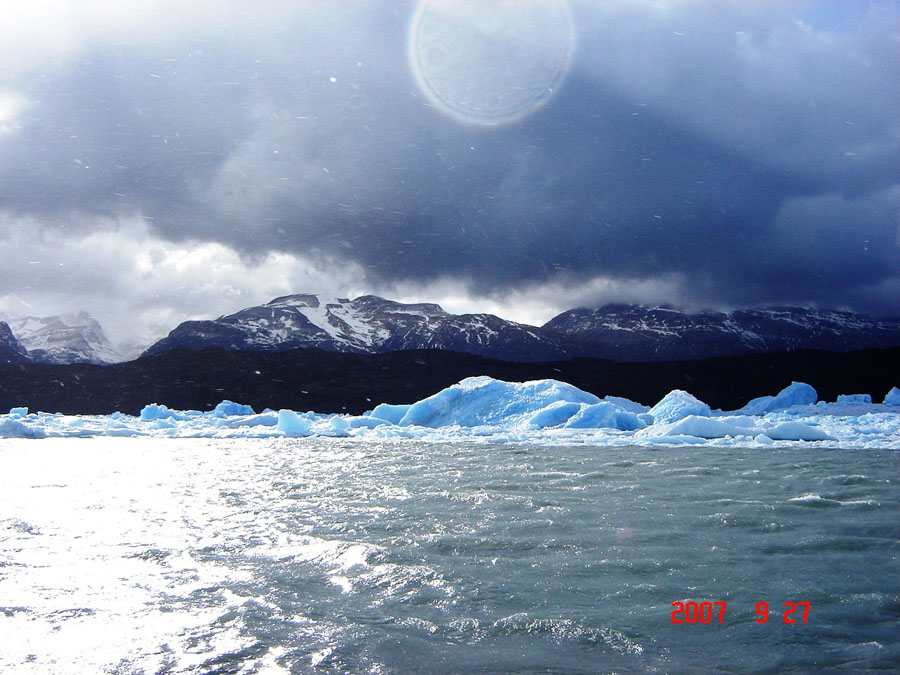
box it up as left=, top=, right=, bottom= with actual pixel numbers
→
left=1, top=437, right=898, bottom=673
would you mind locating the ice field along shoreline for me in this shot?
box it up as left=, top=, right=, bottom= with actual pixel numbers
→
left=3, top=378, right=899, bottom=448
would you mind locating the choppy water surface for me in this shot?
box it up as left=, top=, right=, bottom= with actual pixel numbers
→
left=1, top=438, right=898, bottom=673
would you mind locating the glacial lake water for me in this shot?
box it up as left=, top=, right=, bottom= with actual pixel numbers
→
left=1, top=437, right=898, bottom=673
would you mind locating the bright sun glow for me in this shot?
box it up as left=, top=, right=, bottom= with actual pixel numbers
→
left=409, top=0, right=576, bottom=126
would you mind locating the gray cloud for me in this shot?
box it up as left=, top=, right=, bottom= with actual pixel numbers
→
left=1, top=0, right=898, bottom=329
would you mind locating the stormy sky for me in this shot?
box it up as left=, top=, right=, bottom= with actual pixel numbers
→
left=0, top=0, right=898, bottom=348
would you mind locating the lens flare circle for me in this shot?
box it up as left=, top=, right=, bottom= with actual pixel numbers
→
left=409, top=0, right=575, bottom=127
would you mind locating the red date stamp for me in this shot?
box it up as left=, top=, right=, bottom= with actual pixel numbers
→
left=671, top=601, right=811, bottom=624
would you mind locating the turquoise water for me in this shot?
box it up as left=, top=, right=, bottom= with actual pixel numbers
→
left=1, top=438, right=898, bottom=673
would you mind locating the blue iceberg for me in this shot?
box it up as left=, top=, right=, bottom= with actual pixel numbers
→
left=393, top=376, right=599, bottom=428
left=737, top=381, right=818, bottom=415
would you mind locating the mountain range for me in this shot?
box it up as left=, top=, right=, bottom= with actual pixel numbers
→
left=142, top=293, right=900, bottom=363
left=142, top=294, right=569, bottom=361
left=4, top=294, right=900, bottom=366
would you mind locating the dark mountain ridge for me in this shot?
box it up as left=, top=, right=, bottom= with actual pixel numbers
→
left=2, top=346, right=898, bottom=417
left=545, top=304, right=900, bottom=361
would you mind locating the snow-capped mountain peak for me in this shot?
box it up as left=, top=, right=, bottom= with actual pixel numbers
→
left=5, top=311, right=123, bottom=364
left=144, top=293, right=566, bottom=361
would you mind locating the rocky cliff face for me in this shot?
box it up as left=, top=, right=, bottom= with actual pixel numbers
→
left=0, top=322, right=29, bottom=363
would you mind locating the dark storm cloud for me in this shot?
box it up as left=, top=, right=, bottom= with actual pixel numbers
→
left=1, top=0, right=898, bottom=316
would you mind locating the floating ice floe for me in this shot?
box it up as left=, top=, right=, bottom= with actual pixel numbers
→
left=648, top=390, right=711, bottom=423
left=2, top=376, right=899, bottom=448
left=276, top=409, right=310, bottom=437
left=736, top=381, right=818, bottom=415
